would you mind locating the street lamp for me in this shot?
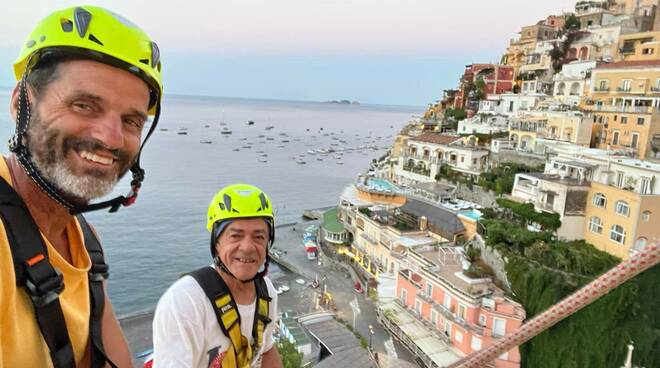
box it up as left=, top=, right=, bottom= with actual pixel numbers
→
left=368, top=324, right=374, bottom=351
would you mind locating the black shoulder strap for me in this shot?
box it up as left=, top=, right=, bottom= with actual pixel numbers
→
left=188, top=266, right=237, bottom=338
left=0, top=177, right=74, bottom=368
left=76, top=215, right=117, bottom=368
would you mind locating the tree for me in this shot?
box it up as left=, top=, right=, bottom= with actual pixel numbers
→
left=276, top=339, right=303, bottom=368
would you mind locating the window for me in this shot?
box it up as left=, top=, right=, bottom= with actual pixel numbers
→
left=415, top=299, right=422, bottom=314
left=634, top=238, right=647, bottom=251
left=499, top=351, right=509, bottom=360
left=642, top=48, right=654, bottom=55
left=426, top=283, right=433, bottom=297
left=642, top=211, right=651, bottom=222
left=610, top=225, right=626, bottom=244
left=589, top=217, right=603, bottom=234
left=621, top=80, right=631, bottom=91
left=593, top=193, right=607, bottom=208
left=637, top=117, right=645, bottom=125
left=621, top=116, right=628, bottom=124
left=444, top=321, right=451, bottom=336
left=631, top=133, right=639, bottom=148
left=615, top=201, right=630, bottom=217
left=458, top=304, right=467, bottom=321
left=616, top=172, right=625, bottom=188
left=598, top=79, right=609, bottom=90
left=471, top=336, right=483, bottom=351
left=493, top=318, right=506, bottom=338
left=455, top=330, right=463, bottom=343
left=444, top=294, right=451, bottom=309
left=431, top=310, right=438, bottom=325
left=401, top=288, right=408, bottom=304
left=479, top=314, right=487, bottom=326
left=612, top=131, right=620, bottom=145
left=641, top=177, right=653, bottom=194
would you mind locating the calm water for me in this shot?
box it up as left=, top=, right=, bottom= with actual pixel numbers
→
left=0, top=90, right=420, bottom=316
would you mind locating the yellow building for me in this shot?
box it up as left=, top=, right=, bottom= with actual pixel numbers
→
left=617, top=31, right=660, bottom=61
left=587, top=60, right=660, bottom=160
left=584, top=181, right=660, bottom=259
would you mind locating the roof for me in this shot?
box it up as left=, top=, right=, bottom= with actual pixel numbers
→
left=399, top=199, right=465, bottom=239
left=303, top=319, right=376, bottom=368
left=322, top=208, right=345, bottom=233
left=411, top=133, right=461, bottom=146
left=594, top=60, right=660, bottom=70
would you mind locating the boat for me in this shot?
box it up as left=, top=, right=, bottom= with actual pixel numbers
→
left=266, top=137, right=274, bottom=141
left=242, top=145, right=252, bottom=149
left=221, top=128, right=232, bottom=135
left=159, top=128, right=168, bottom=131
left=177, top=131, right=187, bottom=135
left=200, top=140, right=212, bottom=144
left=245, top=120, right=255, bottom=126
left=232, top=148, right=240, bottom=152
left=296, top=160, right=306, bottom=165
left=258, top=159, right=268, bottom=163
left=281, top=140, right=290, bottom=143
left=265, top=125, right=275, bottom=130
left=258, top=134, right=265, bottom=138
left=204, top=124, right=210, bottom=128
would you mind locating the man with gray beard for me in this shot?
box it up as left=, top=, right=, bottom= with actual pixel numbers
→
left=0, top=6, right=163, bottom=368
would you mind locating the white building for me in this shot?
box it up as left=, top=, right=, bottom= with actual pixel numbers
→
left=458, top=114, right=509, bottom=135
left=478, top=93, right=551, bottom=117
left=553, top=60, right=598, bottom=106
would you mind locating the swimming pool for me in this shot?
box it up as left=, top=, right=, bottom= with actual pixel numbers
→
left=367, top=178, right=401, bottom=193
left=459, top=210, right=482, bottom=221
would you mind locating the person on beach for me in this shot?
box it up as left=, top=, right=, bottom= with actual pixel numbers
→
left=0, top=5, right=162, bottom=367
left=152, top=184, right=283, bottom=368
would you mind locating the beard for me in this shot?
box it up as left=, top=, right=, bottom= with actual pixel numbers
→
left=24, top=110, right=135, bottom=204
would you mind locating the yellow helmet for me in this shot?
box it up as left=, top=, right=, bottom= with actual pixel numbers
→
left=14, top=5, right=162, bottom=115
left=207, top=184, right=275, bottom=232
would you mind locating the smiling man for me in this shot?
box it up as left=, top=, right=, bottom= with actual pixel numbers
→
left=153, top=184, right=283, bottom=368
left=0, top=5, right=162, bottom=368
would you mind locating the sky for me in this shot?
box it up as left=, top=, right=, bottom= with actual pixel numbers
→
left=1, top=0, right=578, bottom=106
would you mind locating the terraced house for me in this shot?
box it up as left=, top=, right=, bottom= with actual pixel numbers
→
left=587, top=59, right=660, bottom=160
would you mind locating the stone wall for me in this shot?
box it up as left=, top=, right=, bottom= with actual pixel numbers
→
left=490, top=149, right=547, bottom=168
left=472, top=234, right=511, bottom=291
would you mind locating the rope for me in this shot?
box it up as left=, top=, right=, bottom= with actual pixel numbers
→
left=445, top=243, right=660, bottom=368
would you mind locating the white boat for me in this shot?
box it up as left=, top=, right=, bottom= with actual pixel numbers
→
left=265, top=125, right=275, bottom=130
left=246, top=120, right=255, bottom=125
left=296, top=160, right=306, bottom=165
left=220, top=128, right=232, bottom=135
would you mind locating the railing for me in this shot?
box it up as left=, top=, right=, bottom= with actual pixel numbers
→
left=417, top=290, right=434, bottom=304
left=617, top=87, right=632, bottom=92
left=593, top=87, right=610, bottom=92
left=591, top=105, right=654, bottom=113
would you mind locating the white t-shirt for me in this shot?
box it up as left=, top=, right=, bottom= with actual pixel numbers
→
left=152, top=273, right=279, bottom=368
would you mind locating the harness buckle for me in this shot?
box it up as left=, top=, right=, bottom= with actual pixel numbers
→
left=24, top=256, right=65, bottom=308
left=89, top=251, right=109, bottom=282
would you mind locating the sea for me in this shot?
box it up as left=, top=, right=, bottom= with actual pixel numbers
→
left=0, top=89, right=421, bottom=316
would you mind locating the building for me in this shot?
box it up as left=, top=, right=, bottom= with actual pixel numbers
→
left=502, top=16, right=564, bottom=80
left=458, top=114, right=509, bottom=135
left=453, top=64, right=515, bottom=112
left=587, top=60, right=660, bottom=159
left=478, top=93, right=551, bottom=116
left=512, top=144, right=660, bottom=258
left=379, top=245, right=525, bottom=368
left=321, top=208, right=351, bottom=245
left=508, top=110, right=593, bottom=153
left=553, top=60, right=598, bottom=105
left=617, top=30, right=660, bottom=61
left=511, top=159, right=592, bottom=240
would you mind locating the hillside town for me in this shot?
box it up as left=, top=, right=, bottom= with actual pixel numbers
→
left=277, top=1, right=660, bottom=367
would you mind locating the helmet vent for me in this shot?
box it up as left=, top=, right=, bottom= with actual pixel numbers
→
left=60, top=18, right=74, bottom=32
left=88, top=34, right=104, bottom=46
left=139, top=59, right=149, bottom=65
left=73, top=7, right=92, bottom=38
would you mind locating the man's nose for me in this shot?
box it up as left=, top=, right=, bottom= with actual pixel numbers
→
left=91, top=114, right=124, bottom=150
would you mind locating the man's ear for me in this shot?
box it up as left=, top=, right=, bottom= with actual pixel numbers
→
left=9, top=82, right=21, bottom=122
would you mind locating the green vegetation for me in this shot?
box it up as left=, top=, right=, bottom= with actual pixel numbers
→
left=480, top=208, right=660, bottom=368
left=358, top=207, right=372, bottom=216
left=444, top=107, right=468, bottom=121
left=276, top=339, right=303, bottom=368
left=496, top=198, right=561, bottom=231
left=478, top=162, right=543, bottom=195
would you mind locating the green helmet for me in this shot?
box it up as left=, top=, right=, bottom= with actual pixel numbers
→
left=207, top=184, right=275, bottom=232
left=207, top=184, right=276, bottom=282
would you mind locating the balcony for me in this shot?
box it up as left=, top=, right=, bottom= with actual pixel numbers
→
left=417, top=290, right=434, bottom=304
left=591, top=105, right=655, bottom=114
left=402, top=165, right=431, bottom=177
left=360, top=233, right=378, bottom=245
left=593, top=87, right=610, bottom=93
left=617, top=87, right=632, bottom=93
